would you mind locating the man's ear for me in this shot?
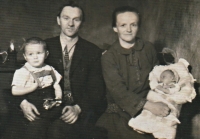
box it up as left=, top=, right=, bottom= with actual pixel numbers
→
left=23, top=53, right=27, bottom=61
left=113, top=27, right=118, bottom=33
left=57, top=16, right=61, bottom=25
left=45, top=51, right=49, bottom=59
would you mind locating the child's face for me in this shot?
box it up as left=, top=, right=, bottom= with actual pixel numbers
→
left=23, top=44, right=48, bottom=68
left=160, top=72, right=174, bottom=84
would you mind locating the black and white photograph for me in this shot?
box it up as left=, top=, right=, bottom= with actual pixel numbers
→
left=0, top=0, right=200, bottom=139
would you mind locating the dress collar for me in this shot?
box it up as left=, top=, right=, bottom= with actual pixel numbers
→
left=114, top=38, right=144, bottom=55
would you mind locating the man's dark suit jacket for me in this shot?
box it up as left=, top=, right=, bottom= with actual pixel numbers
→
left=45, top=36, right=106, bottom=123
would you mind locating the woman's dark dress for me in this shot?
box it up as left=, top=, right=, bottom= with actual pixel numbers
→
left=96, top=38, right=158, bottom=139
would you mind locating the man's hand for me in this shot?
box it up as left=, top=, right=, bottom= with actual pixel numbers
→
left=20, top=100, right=40, bottom=122
left=144, top=101, right=170, bottom=117
left=60, top=105, right=81, bottom=124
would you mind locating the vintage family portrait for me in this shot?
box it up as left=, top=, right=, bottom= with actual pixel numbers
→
left=0, top=0, right=200, bottom=139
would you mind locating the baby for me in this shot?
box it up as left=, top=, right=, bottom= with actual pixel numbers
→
left=12, top=37, right=63, bottom=119
left=129, top=69, right=182, bottom=139
left=156, top=69, right=180, bottom=95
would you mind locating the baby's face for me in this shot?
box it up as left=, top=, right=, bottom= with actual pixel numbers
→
left=23, top=44, right=48, bottom=68
left=160, top=72, right=174, bottom=84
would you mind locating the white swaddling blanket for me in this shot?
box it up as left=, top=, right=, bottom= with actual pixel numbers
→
left=128, top=58, right=196, bottom=139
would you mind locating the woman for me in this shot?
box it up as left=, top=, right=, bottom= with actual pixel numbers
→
left=96, top=6, right=170, bottom=139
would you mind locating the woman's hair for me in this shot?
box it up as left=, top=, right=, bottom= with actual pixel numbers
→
left=112, top=6, right=140, bottom=27
left=57, top=1, right=85, bottom=22
left=21, top=37, right=47, bottom=53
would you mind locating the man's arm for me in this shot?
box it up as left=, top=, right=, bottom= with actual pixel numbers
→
left=61, top=47, right=106, bottom=124
left=81, top=47, right=106, bottom=120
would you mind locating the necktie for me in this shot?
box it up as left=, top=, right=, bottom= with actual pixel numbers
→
left=63, top=45, right=74, bottom=104
left=64, top=45, right=69, bottom=64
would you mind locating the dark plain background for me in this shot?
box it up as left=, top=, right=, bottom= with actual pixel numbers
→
left=1, top=0, right=200, bottom=138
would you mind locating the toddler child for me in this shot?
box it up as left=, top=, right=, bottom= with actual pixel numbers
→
left=12, top=37, right=63, bottom=120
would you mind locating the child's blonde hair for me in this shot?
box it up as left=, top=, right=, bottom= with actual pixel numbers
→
left=21, top=37, right=47, bottom=53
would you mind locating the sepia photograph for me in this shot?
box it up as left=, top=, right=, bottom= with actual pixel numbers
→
left=0, top=0, right=200, bottom=139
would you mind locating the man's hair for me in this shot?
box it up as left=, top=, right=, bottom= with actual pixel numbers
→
left=57, top=1, right=85, bottom=22
left=112, top=6, right=140, bottom=27
left=22, top=37, right=47, bottom=53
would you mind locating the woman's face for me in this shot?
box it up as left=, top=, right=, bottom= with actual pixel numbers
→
left=113, top=12, right=139, bottom=44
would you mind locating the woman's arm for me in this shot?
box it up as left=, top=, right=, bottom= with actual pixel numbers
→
left=12, top=82, right=38, bottom=96
left=102, top=53, right=147, bottom=117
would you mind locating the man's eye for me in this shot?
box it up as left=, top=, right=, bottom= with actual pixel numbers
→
left=63, top=17, right=69, bottom=20
left=74, top=18, right=81, bottom=21
left=121, top=24, right=126, bottom=27
left=29, top=53, right=33, bottom=56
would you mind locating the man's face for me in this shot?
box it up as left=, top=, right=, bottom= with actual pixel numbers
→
left=113, top=12, right=139, bottom=44
left=57, top=6, right=82, bottom=38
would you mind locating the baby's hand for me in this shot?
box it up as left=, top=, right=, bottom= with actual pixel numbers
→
left=156, top=85, right=163, bottom=90
left=168, top=84, right=175, bottom=88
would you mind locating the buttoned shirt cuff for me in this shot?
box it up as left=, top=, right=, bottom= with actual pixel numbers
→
left=74, top=104, right=81, bottom=114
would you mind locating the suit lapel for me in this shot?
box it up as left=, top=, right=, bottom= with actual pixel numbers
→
left=70, top=38, right=84, bottom=76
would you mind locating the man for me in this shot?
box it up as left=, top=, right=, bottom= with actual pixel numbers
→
left=19, top=1, right=106, bottom=139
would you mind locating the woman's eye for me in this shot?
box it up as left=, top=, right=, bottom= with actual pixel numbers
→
left=132, top=23, right=138, bottom=27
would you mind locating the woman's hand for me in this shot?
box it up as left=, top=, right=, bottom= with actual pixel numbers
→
left=60, top=105, right=81, bottom=124
left=143, top=101, right=170, bottom=117
left=20, top=99, right=40, bottom=121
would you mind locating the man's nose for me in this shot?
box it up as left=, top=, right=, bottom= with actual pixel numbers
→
left=126, top=25, right=132, bottom=32
left=68, top=19, right=74, bottom=26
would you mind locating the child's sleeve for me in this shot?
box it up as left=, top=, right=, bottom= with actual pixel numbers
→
left=12, top=68, right=29, bottom=87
